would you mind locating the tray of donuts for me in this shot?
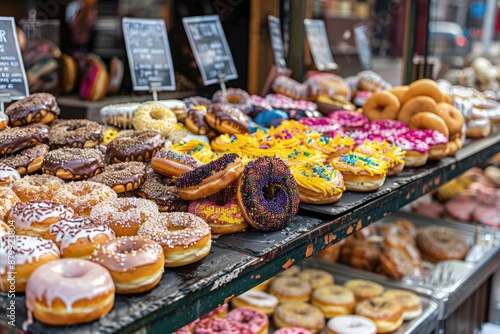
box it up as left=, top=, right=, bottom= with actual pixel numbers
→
left=179, top=263, right=440, bottom=334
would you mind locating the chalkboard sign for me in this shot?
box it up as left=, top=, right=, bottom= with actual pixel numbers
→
left=183, top=15, right=238, bottom=86
left=122, top=17, right=175, bottom=91
left=354, top=24, right=373, bottom=70
left=304, top=19, right=337, bottom=71
left=268, top=15, right=286, bottom=69
left=0, top=17, right=29, bottom=100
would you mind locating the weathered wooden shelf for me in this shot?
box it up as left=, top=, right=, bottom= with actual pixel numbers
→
left=1, top=131, right=500, bottom=334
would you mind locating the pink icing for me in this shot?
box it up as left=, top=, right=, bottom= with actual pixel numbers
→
left=225, top=307, right=268, bottom=334
left=264, top=94, right=296, bottom=110
left=366, top=119, right=408, bottom=132
left=79, top=63, right=99, bottom=100
left=274, top=328, right=313, bottom=334
left=250, top=95, right=272, bottom=111
left=291, top=100, right=317, bottom=111
left=345, top=128, right=369, bottom=145
left=299, top=117, right=344, bottom=136
left=394, top=137, right=430, bottom=153
left=402, top=129, right=448, bottom=146
left=194, top=317, right=252, bottom=334
left=328, top=110, right=368, bottom=128
left=174, top=319, right=199, bottom=334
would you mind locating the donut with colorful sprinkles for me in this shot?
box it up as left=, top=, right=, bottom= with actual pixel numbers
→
left=236, top=157, right=300, bottom=231
left=331, top=152, right=388, bottom=192
left=176, top=153, right=244, bottom=201
left=290, top=163, right=345, bottom=204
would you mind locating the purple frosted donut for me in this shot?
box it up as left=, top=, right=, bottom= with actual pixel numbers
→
left=212, top=88, right=252, bottom=114
left=236, top=157, right=299, bottom=231
left=328, top=110, right=368, bottom=130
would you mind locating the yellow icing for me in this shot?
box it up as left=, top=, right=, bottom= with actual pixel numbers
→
left=331, top=152, right=388, bottom=176
left=290, top=162, right=345, bottom=196
left=355, top=140, right=405, bottom=167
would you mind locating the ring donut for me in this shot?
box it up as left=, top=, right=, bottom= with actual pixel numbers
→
left=402, top=79, right=444, bottom=104
left=0, top=126, right=43, bottom=156
left=362, top=91, right=400, bottom=120
left=185, top=106, right=218, bottom=138
left=212, top=88, right=253, bottom=114
left=0, top=143, right=49, bottom=175
left=105, top=130, right=165, bottom=164
left=431, top=102, right=464, bottom=136
left=205, top=103, right=250, bottom=135
left=43, top=148, right=105, bottom=180
left=5, top=92, right=60, bottom=126
left=409, top=112, right=449, bottom=138
left=48, top=119, right=102, bottom=149
left=132, top=102, right=177, bottom=136
left=388, top=86, right=409, bottom=104
left=397, top=96, right=437, bottom=125
left=90, top=161, right=146, bottom=194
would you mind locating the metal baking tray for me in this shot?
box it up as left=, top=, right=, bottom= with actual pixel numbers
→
left=322, top=211, right=500, bottom=319
left=300, top=259, right=440, bottom=334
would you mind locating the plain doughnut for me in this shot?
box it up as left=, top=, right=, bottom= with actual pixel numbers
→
left=362, top=91, right=400, bottom=120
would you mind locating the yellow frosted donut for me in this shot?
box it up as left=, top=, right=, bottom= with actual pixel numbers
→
left=132, top=102, right=177, bottom=136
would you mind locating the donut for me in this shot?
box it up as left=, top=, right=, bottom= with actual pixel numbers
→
left=52, top=180, right=117, bottom=216
left=105, top=130, right=165, bottom=164
left=0, top=163, right=21, bottom=188
left=152, top=148, right=203, bottom=178
left=272, top=76, right=309, bottom=101
left=365, top=119, right=409, bottom=139
left=0, top=143, right=49, bottom=175
left=79, top=53, right=109, bottom=101
left=23, top=122, right=50, bottom=143
left=231, top=290, right=278, bottom=316
left=330, top=153, right=388, bottom=192
left=249, top=95, right=273, bottom=114
left=203, top=304, right=229, bottom=319
left=188, top=184, right=248, bottom=234
left=355, top=140, right=406, bottom=176
left=326, top=315, right=377, bottom=334
left=137, top=212, right=211, bottom=267
left=100, top=103, right=141, bottom=129
left=388, top=86, right=409, bottom=104
left=212, top=88, right=253, bottom=114
left=155, top=100, right=186, bottom=123
left=236, top=157, right=300, bottom=231
left=409, top=111, right=450, bottom=138
left=25, top=259, right=115, bottom=326
left=344, top=279, right=384, bottom=302
left=137, top=164, right=188, bottom=212
left=379, top=238, right=423, bottom=280
left=268, top=276, right=312, bottom=303
left=107, top=56, right=124, bottom=95
left=466, top=118, right=491, bottom=138
left=194, top=317, right=252, bottom=334
left=12, top=174, right=65, bottom=202
left=205, top=103, right=250, bottom=135
left=311, top=284, right=356, bottom=318
left=176, top=153, right=244, bottom=201
left=432, top=102, right=464, bottom=136
left=26, top=58, right=58, bottom=92
left=90, top=236, right=164, bottom=294
left=276, top=265, right=301, bottom=278
left=306, top=73, right=351, bottom=101
left=90, top=161, right=146, bottom=194
left=132, top=102, right=177, bottom=136
left=46, top=216, right=116, bottom=259
left=0, top=235, right=60, bottom=292
left=48, top=119, right=102, bottom=149
left=0, top=221, right=8, bottom=235
left=416, top=227, right=470, bottom=262
left=0, top=187, right=20, bottom=222
left=225, top=307, right=269, bottom=334
left=357, top=71, right=391, bottom=92
left=327, top=110, right=368, bottom=130
left=394, top=137, right=429, bottom=167
left=43, top=147, right=105, bottom=180
left=353, top=91, right=372, bottom=107
left=185, top=106, right=218, bottom=138
left=183, top=96, right=212, bottom=108
left=473, top=205, right=500, bottom=227
left=90, top=197, right=159, bottom=237
left=0, top=112, right=9, bottom=130
left=298, top=117, right=343, bottom=137
left=60, top=53, right=78, bottom=94
left=402, top=79, right=444, bottom=104
left=297, top=269, right=334, bottom=289
left=9, top=201, right=74, bottom=237
left=290, top=163, right=345, bottom=204
left=397, top=96, right=437, bottom=125
left=355, top=296, right=404, bottom=333
left=362, top=91, right=400, bottom=120
left=274, top=328, right=313, bottom=334
left=382, top=289, right=422, bottom=320
left=273, top=302, right=325, bottom=333
left=401, top=129, right=448, bottom=160
left=0, top=126, right=43, bottom=156
left=5, top=92, right=60, bottom=126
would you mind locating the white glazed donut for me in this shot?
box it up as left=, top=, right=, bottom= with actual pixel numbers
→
left=326, top=315, right=377, bottom=334
left=231, top=289, right=279, bottom=316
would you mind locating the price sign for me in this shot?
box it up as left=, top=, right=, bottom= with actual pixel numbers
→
left=122, top=17, right=175, bottom=91
left=0, top=17, right=29, bottom=100
left=268, top=15, right=286, bottom=69
left=183, top=15, right=238, bottom=86
left=354, top=24, right=373, bottom=70
left=304, top=19, right=337, bottom=71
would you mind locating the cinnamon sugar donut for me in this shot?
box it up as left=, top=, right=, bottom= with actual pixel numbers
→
left=297, top=269, right=334, bottom=289
left=12, top=174, right=65, bottom=202
left=43, top=147, right=105, bottom=180
left=416, top=227, right=470, bottom=262
left=273, top=302, right=325, bottom=334
left=105, top=130, right=165, bottom=164
left=312, top=284, right=356, bottom=318
left=0, top=163, right=21, bottom=188
left=0, top=126, right=43, bottom=156
left=90, top=198, right=159, bottom=236
left=269, top=276, right=312, bottom=303
left=5, top=92, right=60, bottom=126
left=355, top=296, right=404, bottom=333
left=344, top=279, right=384, bottom=302
left=48, top=119, right=102, bottom=149
left=0, top=143, right=49, bottom=175
left=0, top=187, right=20, bottom=222
left=52, top=181, right=117, bottom=216
left=90, top=161, right=146, bottom=194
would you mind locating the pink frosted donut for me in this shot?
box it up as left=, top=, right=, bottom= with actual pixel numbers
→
left=299, top=117, right=344, bottom=137
left=250, top=95, right=273, bottom=113
left=194, top=317, right=252, bottom=334
left=174, top=319, right=199, bottom=334
left=328, top=111, right=368, bottom=130
left=274, top=328, right=313, bottom=334
left=401, top=129, right=449, bottom=160
left=353, top=91, right=372, bottom=106
left=225, top=307, right=269, bottom=334
left=265, top=94, right=296, bottom=110
left=344, top=128, right=369, bottom=145
left=366, top=119, right=408, bottom=136
left=292, top=100, right=318, bottom=112
left=203, top=303, right=228, bottom=319
left=394, top=137, right=430, bottom=167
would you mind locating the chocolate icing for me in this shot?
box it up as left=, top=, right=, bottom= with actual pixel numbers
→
left=105, top=130, right=165, bottom=164
left=206, top=103, right=250, bottom=134
left=42, top=147, right=104, bottom=179
left=0, top=143, right=49, bottom=174
left=0, top=127, right=43, bottom=156
left=5, top=93, right=60, bottom=125
left=187, top=107, right=216, bottom=136
left=48, top=119, right=102, bottom=149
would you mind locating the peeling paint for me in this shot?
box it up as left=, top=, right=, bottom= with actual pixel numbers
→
left=283, top=258, right=295, bottom=269
left=224, top=295, right=235, bottom=304
left=306, top=244, right=314, bottom=257
left=356, top=220, right=362, bottom=231
left=347, top=226, right=354, bottom=234
left=434, top=176, right=441, bottom=185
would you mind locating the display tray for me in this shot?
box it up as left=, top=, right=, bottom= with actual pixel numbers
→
left=327, top=211, right=500, bottom=319
left=302, top=259, right=440, bottom=334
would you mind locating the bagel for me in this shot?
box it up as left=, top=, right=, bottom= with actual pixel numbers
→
left=362, top=91, right=400, bottom=121
left=431, top=103, right=464, bottom=136
left=402, top=79, right=444, bottom=104
left=409, top=112, right=449, bottom=138
left=389, top=86, right=409, bottom=105
left=397, top=96, right=436, bottom=125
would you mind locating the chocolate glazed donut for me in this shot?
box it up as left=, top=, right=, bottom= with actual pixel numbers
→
left=48, top=119, right=102, bottom=149
left=6, top=93, right=60, bottom=126
left=0, top=127, right=43, bottom=156
left=105, top=130, right=165, bottom=164
left=185, top=107, right=217, bottom=138
left=205, top=103, right=250, bottom=135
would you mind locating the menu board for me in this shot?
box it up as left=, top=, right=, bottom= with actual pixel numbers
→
left=354, top=23, right=373, bottom=70
left=268, top=15, right=286, bottom=69
left=183, top=15, right=238, bottom=86
left=304, top=19, right=337, bottom=71
left=0, top=17, right=29, bottom=100
left=122, top=17, right=175, bottom=91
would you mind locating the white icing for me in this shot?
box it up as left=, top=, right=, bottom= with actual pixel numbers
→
left=0, top=165, right=21, bottom=187
left=49, top=217, right=115, bottom=250
left=113, top=268, right=164, bottom=291
left=10, top=201, right=74, bottom=230
left=100, top=103, right=142, bottom=128
left=157, top=99, right=187, bottom=112
left=327, top=315, right=377, bottom=334
left=235, top=289, right=278, bottom=308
